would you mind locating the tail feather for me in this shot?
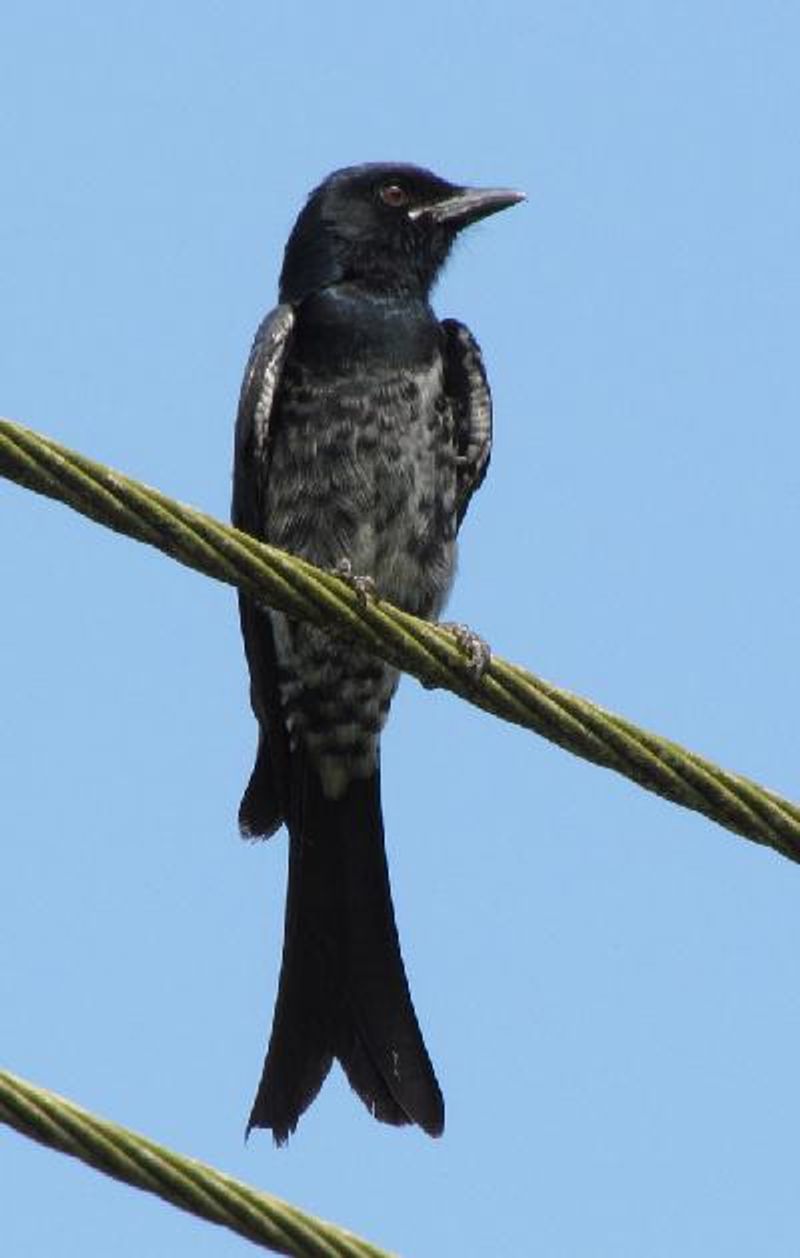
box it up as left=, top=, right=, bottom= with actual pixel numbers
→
left=246, top=757, right=444, bottom=1143
left=239, top=732, right=283, bottom=838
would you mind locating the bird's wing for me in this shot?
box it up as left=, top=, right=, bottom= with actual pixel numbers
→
left=441, top=318, right=493, bottom=529
left=232, top=303, right=296, bottom=535
left=232, top=303, right=295, bottom=838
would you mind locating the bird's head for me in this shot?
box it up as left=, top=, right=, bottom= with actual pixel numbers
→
left=279, top=163, right=524, bottom=303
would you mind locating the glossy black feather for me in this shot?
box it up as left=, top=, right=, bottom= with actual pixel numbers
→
left=247, top=761, right=443, bottom=1143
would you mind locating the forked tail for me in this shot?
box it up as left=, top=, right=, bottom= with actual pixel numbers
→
left=246, top=761, right=444, bottom=1144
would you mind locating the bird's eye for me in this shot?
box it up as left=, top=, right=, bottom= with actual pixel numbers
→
left=379, top=183, right=410, bottom=208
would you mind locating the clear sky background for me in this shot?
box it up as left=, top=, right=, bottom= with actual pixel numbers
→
left=2, top=3, right=800, bottom=1255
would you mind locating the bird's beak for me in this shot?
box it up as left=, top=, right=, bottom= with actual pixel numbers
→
left=409, top=186, right=526, bottom=228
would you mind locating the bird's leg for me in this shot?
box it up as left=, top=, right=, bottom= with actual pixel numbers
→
left=332, top=557, right=376, bottom=607
left=441, top=622, right=492, bottom=680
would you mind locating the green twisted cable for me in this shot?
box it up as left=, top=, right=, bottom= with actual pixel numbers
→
left=0, top=1069, right=389, bottom=1256
left=2, top=415, right=799, bottom=861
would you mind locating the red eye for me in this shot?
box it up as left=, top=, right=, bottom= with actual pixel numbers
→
left=379, top=183, right=409, bottom=208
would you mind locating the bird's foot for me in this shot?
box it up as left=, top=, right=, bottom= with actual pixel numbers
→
left=332, top=558, right=376, bottom=607
left=441, top=622, right=492, bottom=680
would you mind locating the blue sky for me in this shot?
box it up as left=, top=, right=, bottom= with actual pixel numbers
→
left=3, top=2, right=800, bottom=1255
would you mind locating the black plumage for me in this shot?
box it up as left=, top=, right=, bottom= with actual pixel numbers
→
left=232, top=163, right=522, bottom=1143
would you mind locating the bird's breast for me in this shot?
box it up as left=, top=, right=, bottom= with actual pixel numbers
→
left=265, top=336, right=458, bottom=619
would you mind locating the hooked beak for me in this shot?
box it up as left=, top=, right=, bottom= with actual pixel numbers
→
left=409, top=185, right=526, bottom=228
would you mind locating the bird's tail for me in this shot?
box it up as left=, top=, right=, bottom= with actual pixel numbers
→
left=246, top=758, right=444, bottom=1144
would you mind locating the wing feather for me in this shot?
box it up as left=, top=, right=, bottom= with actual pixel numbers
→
left=441, top=318, right=493, bottom=528
left=232, top=303, right=295, bottom=534
left=231, top=303, right=295, bottom=837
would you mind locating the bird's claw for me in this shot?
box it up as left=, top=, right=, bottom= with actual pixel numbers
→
left=442, top=622, right=491, bottom=680
left=332, top=558, right=376, bottom=607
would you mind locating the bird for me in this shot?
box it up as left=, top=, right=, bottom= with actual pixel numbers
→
left=232, top=162, right=523, bottom=1144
